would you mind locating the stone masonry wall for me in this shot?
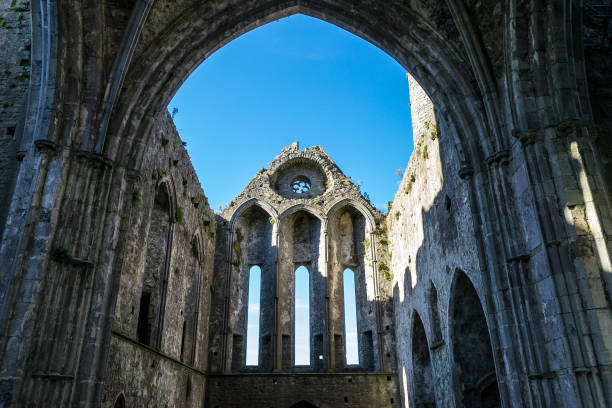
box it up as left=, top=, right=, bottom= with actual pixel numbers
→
left=102, top=334, right=206, bottom=408
left=205, top=373, right=400, bottom=408
left=0, top=1, right=31, bottom=238
left=102, top=111, right=216, bottom=407
left=208, top=143, right=396, bottom=377
left=389, top=75, right=483, bottom=407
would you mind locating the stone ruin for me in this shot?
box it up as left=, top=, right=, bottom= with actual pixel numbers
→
left=0, top=1, right=611, bottom=407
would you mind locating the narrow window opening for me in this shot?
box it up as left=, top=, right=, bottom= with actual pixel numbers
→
left=294, top=265, right=310, bottom=366
left=6, top=126, right=16, bottom=137
left=180, top=320, right=186, bottom=361
left=343, top=268, right=359, bottom=365
left=137, top=292, right=151, bottom=345
left=246, top=265, right=261, bottom=366
left=138, top=185, right=172, bottom=350
left=429, top=282, right=442, bottom=342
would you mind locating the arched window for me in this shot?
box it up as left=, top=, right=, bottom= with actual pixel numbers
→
left=137, top=184, right=172, bottom=348
left=429, top=281, right=442, bottom=343
left=246, top=265, right=262, bottom=366
left=450, top=270, right=500, bottom=406
left=343, top=268, right=359, bottom=365
left=181, top=238, right=203, bottom=365
left=412, top=312, right=435, bottom=407
left=294, top=265, right=310, bottom=366
left=114, top=393, right=125, bottom=408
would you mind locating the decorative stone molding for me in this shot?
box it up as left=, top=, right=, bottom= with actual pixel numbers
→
left=557, top=119, right=583, bottom=134
left=458, top=165, right=474, bottom=179
left=429, top=339, right=445, bottom=350
left=126, top=168, right=142, bottom=182
left=506, top=253, right=530, bottom=263
left=76, top=149, right=114, bottom=168
left=34, top=139, right=59, bottom=155
left=485, top=149, right=511, bottom=166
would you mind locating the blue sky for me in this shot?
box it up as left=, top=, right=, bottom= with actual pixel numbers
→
left=294, top=266, right=310, bottom=365
left=246, top=266, right=261, bottom=366
left=170, top=14, right=413, bottom=212
left=246, top=266, right=358, bottom=366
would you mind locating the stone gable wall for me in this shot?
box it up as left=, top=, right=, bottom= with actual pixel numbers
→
left=207, top=143, right=397, bottom=382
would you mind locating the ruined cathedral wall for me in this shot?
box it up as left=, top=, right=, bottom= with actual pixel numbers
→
left=389, top=76, right=482, bottom=407
left=207, top=144, right=398, bottom=375
left=0, top=1, right=31, bottom=239
left=102, top=112, right=216, bottom=407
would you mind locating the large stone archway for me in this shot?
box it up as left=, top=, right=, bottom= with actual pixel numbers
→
left=0, top=1, right=611, bottom=407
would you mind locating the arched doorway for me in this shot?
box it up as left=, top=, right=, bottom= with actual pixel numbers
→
left=411, top=311, right=436, bottom=408
left=449, top=270, right=500, bottom=408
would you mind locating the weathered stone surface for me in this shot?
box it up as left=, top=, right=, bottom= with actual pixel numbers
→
left=0, top=1, right=611, bottom=407
left=101, top=112, right=216, bottom=407
left=205, top=373, right=400, bottom=408
left=208, top=143, right=394, bottom=381
left=0, top=1, right=30, bottom=239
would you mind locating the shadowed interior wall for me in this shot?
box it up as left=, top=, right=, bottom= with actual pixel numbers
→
left=0, top=2, right=31, bottom=239
left=138, top=185, right=171, bottom=347
left=450, top=270, right=500, bottom=408
left=412, top=312, right=435, bottom=408
left=0, top=1, right=611, bottom=407
left=101, top=113, right=216, bottom=408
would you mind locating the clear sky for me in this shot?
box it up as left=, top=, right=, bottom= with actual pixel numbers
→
left=343, top=269, right=359, bottom=365
left=170, top=14, right=413, bottom=212
left=294, top=266, right=310, bottom=365
left=246, top=266, right=261, bottom=366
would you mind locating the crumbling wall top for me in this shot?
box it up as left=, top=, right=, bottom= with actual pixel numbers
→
left=220, top=143, right=382, bottom=229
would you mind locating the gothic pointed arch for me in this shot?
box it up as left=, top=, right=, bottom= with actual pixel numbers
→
left=225, top=202, right=277, bottom=372
left=448, top=270, right=500, bottom=408
left=411, top=311, right=436, bottom=408
left=137, top=179, right=175, bottom=349
left=429, top=280, right=443, bottom=344
left=113, top=393, right=125, bottom=408
left=181, top=230, right=205, bottom=365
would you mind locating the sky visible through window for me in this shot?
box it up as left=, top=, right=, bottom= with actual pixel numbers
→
left=294, top=266, right=310, bottom=365
left=246, top=265, right=261, bottom=366
left=343, top=269, right=359, bottom=365
left=170, top=14, right=413, bottom=213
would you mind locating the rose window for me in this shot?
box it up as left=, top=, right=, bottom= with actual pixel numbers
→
left=291, top=177, right=311, bottom=194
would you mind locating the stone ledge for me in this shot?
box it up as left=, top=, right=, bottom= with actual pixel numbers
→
left=111, top=330, right=207, bottom=377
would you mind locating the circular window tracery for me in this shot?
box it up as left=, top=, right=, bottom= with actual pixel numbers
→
left=291, top=176, right=311, bottom=194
